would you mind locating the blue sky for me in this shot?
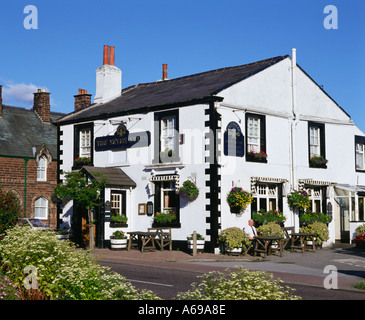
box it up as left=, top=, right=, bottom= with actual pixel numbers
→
left=1, top=0, right=364, bottom=131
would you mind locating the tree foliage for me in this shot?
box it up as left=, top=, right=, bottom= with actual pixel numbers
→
left=0, top=188, right=22, bottom=236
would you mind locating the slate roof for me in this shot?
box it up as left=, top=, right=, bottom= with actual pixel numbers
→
left=0, top=105, right=65, bottom=158
left=58, top=55, right=289, bottom=124
left=81, top=166, right=137, bottom=188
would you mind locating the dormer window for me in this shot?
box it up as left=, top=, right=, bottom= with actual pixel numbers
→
left=37, top=156, right=47, bottom=181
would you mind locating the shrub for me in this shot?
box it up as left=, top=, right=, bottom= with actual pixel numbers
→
left=356, top=224, right=365, bottom=235
left=300, top=221, right=329, bottom=244
left=257, top=222, right=284, bottom=237
left=300, top=211, right=332, bottom=227
left=252, top=209, right=286, bottom=226
left=0, top=273, right=21, bottom=300
left=0, top=190, right=22, bottom=236
left=177, top=267, right=301, bottom=300
left=0, top=226, right=160, bottom=300
left=217, top=227, right=251, bottom=250
left=178, top=180, right=199, bottom=201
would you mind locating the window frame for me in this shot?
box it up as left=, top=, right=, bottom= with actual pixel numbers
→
left=34, top=197, right=48, bottom=220
left=355, top=136, right=365, bottom=172
left=308, top=121, right=326, bottom=168
left=73, top=122, right=94, bottom=169
left=251, top=183, right=283, bottom=214
left=245, top=113, right=267, bottom=163
left=37, top=155, right=47, bottom=182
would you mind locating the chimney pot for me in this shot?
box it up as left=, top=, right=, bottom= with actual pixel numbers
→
left=74, top=88, right=92, bottom=111
left=110, top=46, right=115, bottom=66
left=103, top=45, right=109, bottom=65
left=162, top=64, right=168, bottom=80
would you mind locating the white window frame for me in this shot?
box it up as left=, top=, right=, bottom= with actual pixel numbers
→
left=111, top=192, right=122, bottom=215
left=79, top=128, right=91, bottom=157
left=247, top=116, right=260, bottom=152
left=356, top=143, right=365, bottom=170
left=309, top=126, right=321, bottom=158
left=160, top=116, right=176, bottom=153
left=160, top=181, right=177, bottom=213
left=37, top=156, right=47, bottom=182
left=34, top=197, right=48, bottom=219
left=305, top=187, right=322, bottom=213
left=255, top=183, right=278, bottom=211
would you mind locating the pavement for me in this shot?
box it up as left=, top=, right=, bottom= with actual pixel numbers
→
left=92, top=242, right=365, bottom=294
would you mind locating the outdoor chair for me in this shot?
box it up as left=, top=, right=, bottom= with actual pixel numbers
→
left=148, top=227, right=172, bottom=251
left=283, top=227, right=295, bottom=250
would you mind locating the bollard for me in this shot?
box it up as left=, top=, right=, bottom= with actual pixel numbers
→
left=193, top=230, right=197, bottom=257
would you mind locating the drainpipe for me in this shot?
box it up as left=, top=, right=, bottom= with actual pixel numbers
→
left=23, top=158, right=29, bottom=216
left=290, top=48, right=300, bottom=231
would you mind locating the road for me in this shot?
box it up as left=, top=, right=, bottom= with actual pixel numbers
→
left=100, top=259, right=365, bottom=300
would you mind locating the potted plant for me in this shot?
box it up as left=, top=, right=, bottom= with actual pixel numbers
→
left=299, top=211, right=332, bottom=227
left=287, top=189, right=311, bottom=211
left=252, top=209, right=286, bottom=227
left=257, top=222, right=284, bottom=237
left=226, top=187, right=253, bottom=214
left=111, top=213, right=128, bottom=227
left=246, top=150, right=268, bottom=162
left=187, top=233, right=205, bottom=251
left=153, top=211, right=177, bottom=227
left=73, top=155, right=92, bottom=168
left=217, top=227, right=251, bottom=254
left=110, top=230, right=127, bottom=250
left=300, top=221, right=329, bottom=247
left=309, top=155, right=328, bottom=168
left=178, top=180, right=199, bottom=201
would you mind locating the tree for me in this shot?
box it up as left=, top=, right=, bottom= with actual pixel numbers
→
left=0, top=188, right=23, bottom=237
left=52, top=171, right=106, bottom=251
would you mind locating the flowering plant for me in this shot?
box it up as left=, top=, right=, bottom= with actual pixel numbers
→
left=300, top=222, right=329, bottom=244
left=217, top=227, right=251, bottom=250
left=247, top=150, right=267, bottom=162
left=154, top=211, right=177, bottom=224
left=110, top=230, right=126, bottom=239
left=74, top=155, right=91, bottom=166
left=252, top=209, right=286, bottom=226
left=178, top=180, right=199, bottom=201
left=299, top=211, right=332, bottom=227
left=257, top=222, right=284, bottom=237
left=287, top=189, right=311, bottom=211
left=356, top=224, right=365, bottom=235
left=226, top=187, right=253, bottom=212
left=309, top=155, right=328, bottom=167
left=111, top=214, right=128, bottom=224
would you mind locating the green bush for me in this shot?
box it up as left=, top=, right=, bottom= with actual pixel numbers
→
left=0, top=273, right=21, bottom=300
left=252, top=209, right=286, bottom=226
left=0, top=226, right=160, bottom=300
left=0, top=189, right=22, bottom=236
left=356, top=224, right=365, bottom=235
left=299, top=211, right=332, bottom=227
left=300, top=221, right=329, bottom=244
left=177, top=267, right=301, bottom=300
left=217, top=227, right=251, bottom=250
left=257, top=222, right=284, bottom=237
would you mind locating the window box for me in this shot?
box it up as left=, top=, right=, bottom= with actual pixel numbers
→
left=309, top=155, right=328, bottom=169
left=246, top=151, right=268, bottom=163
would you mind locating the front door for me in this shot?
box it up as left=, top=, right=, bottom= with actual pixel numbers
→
left=339, top=198, right=350, bottom=243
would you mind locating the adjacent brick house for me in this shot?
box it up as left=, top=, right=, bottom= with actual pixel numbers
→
left=0, top=86, right=65, bottom=228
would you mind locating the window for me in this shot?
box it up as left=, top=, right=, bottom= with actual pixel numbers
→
left=308, top=122, right=326, bottom=168
left=74, top=123, right=94, bottom=168
left=253, top=183, right=279, bottom=211
left=110, top=190, right=127, bottom=225
left=154, top=110, right=179, bottom=163
left=355, top=136, right=365, bottom=171
left=80, top=129, right=91, bottom=157
left=160, top=116, right=176, bottom=153
left=306, top=187, right=322, bottom=213
left=34, top=197, right=48, bottom=219
left=37, top=156, right=47, bottom=181
left=245, top=113, right=266, bottom=162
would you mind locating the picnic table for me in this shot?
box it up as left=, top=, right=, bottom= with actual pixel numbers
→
left=254, top=235, right=284, bottom=257
left=127, top=231, right=156, bottom=252
left=290, top=232, right=316, bottom=252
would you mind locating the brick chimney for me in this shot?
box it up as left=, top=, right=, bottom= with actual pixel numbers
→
left=0, top=85, right=2, bottom=117
left=33, top=89, right=50, bottom=123
left=74, top=88, right=92, bottom=111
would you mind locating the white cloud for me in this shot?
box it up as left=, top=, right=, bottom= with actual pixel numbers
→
left=2, top=81, right=49, bottom=106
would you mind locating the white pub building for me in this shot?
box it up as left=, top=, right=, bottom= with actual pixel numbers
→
left=57, top=46, right=365, bottom=251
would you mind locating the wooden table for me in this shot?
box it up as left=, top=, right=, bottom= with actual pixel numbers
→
left=290, top=232, right=316, bottom=253
left=127, top=231, right=156, bottom=252
left=254, top=235, right=284, bottom=257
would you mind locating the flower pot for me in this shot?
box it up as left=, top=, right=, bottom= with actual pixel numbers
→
left=187, top=239, right=205, bottom=251
left=230, top=206, right=242, bottom=214
left=225, top=245, right=242, bottom=255
left=110, top=238, right=127, bottom=250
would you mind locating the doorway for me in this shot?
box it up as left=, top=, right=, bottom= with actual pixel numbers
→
left=337, top=197, right=350, bottom=243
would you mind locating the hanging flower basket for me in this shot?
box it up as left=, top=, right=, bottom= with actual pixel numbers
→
left=226, top=187, right=253, bottom=213
left=287, top=189, right=311, bottom=211
left=178, top=180, right=199, bottom=201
